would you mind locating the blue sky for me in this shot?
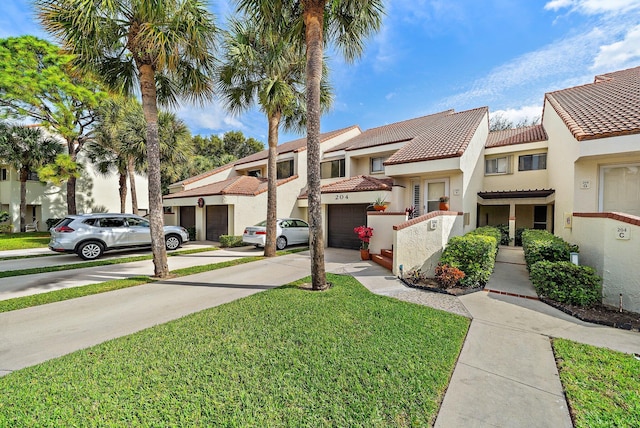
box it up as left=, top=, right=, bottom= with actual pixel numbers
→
left=2, top=0, right=640, bottom=146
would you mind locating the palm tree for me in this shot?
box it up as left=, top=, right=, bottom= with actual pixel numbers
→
left=0, top=123, right=62, bottom=232
left=37, top=0, right=218, bottom=277
left=218, top=19, right=332, bottom=257
left=237, top=0, right=384, bottom=289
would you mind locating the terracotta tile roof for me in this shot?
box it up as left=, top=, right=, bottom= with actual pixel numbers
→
left=164, top=174, right=298, bottom=199
left=298, top=175, right=393, bottom=198
left=326, top=110, right=454, bottom=153
left=385, top=107, right=489, bottom=165
left=545, top=66, right=640, bottom=141
left=234, top=125, right=360, bottom=166
left=486, top=124, right=548, bottom=148
left=173, top=125, right=359, bottom=186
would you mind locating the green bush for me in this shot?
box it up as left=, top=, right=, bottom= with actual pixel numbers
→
left=0, top=224, right=13, bottom=233
left=186, top=227, right=196, bottom=241
left=0, top=211, right=9, bottom=223
left=495, top=224, right=511, bottom=245
left=530, top=261, right=602, bottom=307
left=46, top=218, right=62, bottom=230
left=521, top=229, right=576, bottom=271
left=440, top=234, right=497, bottom=287
left=219, top=235, right=245, bottom=248
left=469, top=226, right=502, bottom=252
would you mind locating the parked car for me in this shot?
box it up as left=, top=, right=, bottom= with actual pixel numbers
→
left=242, top=218, right=309, bottom=250
left=49, top=213, right=189, bottom=260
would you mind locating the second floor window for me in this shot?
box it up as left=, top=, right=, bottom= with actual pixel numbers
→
left=277, top=159, right=294, bottom=179
left=248, top=169, right=261, bottom=177
left=519, top=153, right=547, bottom=171
left=371, top=156, right=386, bottom=173
left=321, top=159, right=345, bottom=179
left=1, top=168, right=8, bottom=181
left=27, top=171, right=40, bottom=181
left=485, top=156, right=511, bottom=175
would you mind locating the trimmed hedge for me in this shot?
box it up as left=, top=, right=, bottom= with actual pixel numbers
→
left=521, top=229, right=577, bottom=271
left=469, top=226, right=502, bottom=251
left=530, top=261, right=602, bottom=307
left=440, top=233, right=498, bottom=288
left=219, top=235, right=245, bottom=248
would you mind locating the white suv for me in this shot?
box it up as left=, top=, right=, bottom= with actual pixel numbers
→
left=49, top=213, right=189, bottom=260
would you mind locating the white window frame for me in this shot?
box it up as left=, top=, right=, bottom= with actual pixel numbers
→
left=485, top=156, right=512, bottom=175
left=424, top=178, right=450, bottom=213
left=599, top=162, right=640, bottom=212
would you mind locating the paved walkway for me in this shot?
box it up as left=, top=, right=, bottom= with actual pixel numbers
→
left=433, top=246, right=640, bottom=428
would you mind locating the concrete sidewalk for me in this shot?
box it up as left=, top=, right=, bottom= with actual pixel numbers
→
left=433, top=246, right=640, bottom=428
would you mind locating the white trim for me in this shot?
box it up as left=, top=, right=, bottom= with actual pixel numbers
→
left=424, top=178, right=450, bottom=213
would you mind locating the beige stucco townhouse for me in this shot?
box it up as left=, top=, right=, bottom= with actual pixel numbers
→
left=1, top=149, right=149, bottom=232
left=542, top=66, right=640, bottom=312
left=162, top=125, right=361, bottom=240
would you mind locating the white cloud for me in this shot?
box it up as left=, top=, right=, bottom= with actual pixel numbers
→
left=592, top=24, right=640, bottom=70
left=176, top=100, right=244, bottom=134
left=545, top=0, right=640, bottom=14
left=385, top=92, right=396, bottom=100
left=490, top=105, right=543, bottom=124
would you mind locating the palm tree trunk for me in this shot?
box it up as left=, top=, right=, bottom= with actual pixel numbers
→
left=264, top=111, right=281, bottom=257
left=127, top=156, right=139, bottom=215
left=118, top=172, right=127, bottom=213
left=19, top=168, right=28, bottom=232
left=139, top=63, right=169, bottom=278
left=304, top=1, right=328, bottom=290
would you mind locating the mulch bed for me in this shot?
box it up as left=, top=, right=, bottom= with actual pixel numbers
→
left=400, top=277, right=484, bottom=296
left=540, top=297, right=640, bottom=332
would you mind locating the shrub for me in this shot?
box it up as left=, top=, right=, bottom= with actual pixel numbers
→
left=530, top=261, right=602, bottom=307
left=435, top=264, right=465, bottom=289
left=495, top=224, right=511, bottom=245
left=186, top=227, right=196, bottom=241
left=0, top=211, right=9, bottom=223
left=46, top=218, right=62, bottom=230
left=440, top=234, right=497, bottom=287
left=521, top=229, right=576, bottom=271
left=0, top=224, right=13, bottom=233
left=469, top=226, right=502, bottom=253
left=219, top=235, right=245, bottom=248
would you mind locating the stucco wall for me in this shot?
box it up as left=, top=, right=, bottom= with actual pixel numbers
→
left=571, top=215, right=640, bottom=313
left=544, top=99, right=580, bottom=241
left=393, top=212, right=463, bottom=276
left=483, top=146, right=549, bottom=191
left=367, top=212, right=407, bottom=254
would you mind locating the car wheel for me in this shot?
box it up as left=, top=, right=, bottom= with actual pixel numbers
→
left=254, top=244, right=262, bottom=248
left=77, top=241, right=104, bottom=260
left=165, top=234, right=182, bottom=250
left=276, top=236, right=287, bottom=250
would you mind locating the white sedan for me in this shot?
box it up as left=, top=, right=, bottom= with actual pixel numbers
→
left=242, top=218, right=309, bottom=250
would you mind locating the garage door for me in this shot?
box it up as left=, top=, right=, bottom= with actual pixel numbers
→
left=328, top=204, right=369, bottom=249
left=206, top=205, right=228, bottom=241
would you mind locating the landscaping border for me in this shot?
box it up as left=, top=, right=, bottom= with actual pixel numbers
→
left=400, top=277, right=484, bottom=296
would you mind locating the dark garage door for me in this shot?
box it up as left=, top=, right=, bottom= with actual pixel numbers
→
left=206, top=205, right=228, bottom=241
left=328, top=204, right=369, bottom=249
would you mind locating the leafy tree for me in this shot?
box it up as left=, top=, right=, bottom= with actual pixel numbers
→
left=38, top=0, right=218, bottom=278
left=38, top=154, right=82, bottom=186
left=0, top=35, right=106, bottom=215
left=222, top=131, right=264, bottom=159
left=238, top=0, right=384, bottom=289
left=218, top=18, right=331, bottom=256
left=489, top=113, right=541, bottom=131
left=0, top=123, right=62, bottom=231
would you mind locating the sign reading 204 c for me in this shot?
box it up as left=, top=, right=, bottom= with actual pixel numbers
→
left=616, top=226, right=630, bottom=240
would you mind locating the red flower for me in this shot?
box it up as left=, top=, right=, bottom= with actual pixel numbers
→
left=354, top=225, right=374, bottom=249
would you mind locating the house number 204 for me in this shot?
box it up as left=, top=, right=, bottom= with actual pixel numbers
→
left=334, top=194, right=349, bottom=200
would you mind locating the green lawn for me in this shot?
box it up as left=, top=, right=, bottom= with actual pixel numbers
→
left=0, top=273, right=470, bottom=426
left=553, top=338, right=640, bottom=427
left=0, top=232, right=50, bottom=251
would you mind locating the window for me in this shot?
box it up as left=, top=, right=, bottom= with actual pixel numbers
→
left=371, top=157, right=386, bottom=173
left=126, top=217, right=149, bottom=228
left=27, top=171, right=40, bottom=181
left=518, top=153, right=547, bottom=171
left=276, top=159, right=294, bottom=179
left=98, top=217, right=126, bottom=228
left=1, top=168, right=7, bottom=181
left=601, top=164, right=640, bottom=216
left=321, top=159, right=345, bottom=179
left=485, top=156, right=511, bottom=174
left=248, top=169, right=261, bottom=177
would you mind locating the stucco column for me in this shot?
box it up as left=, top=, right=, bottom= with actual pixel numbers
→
left=509, top=203, right=516, bottom=246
